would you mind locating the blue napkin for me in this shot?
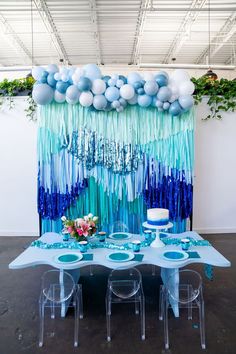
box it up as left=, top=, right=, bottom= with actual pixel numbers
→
left=186, top=251, right=201, bottom=259
left=133, top=254, right=144, bottom=262
left=82, top=254, right=93, bottom=261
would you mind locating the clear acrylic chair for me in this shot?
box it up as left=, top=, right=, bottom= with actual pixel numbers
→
left=110, top=220, right=129, bottom=233
left=105, top=267, right=145, bottom=342
left=159, top=269, right=206, bottom=350
left=39, top=269, right=83, bottom=347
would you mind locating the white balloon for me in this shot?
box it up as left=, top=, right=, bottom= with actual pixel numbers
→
left=92, top=79, right=106, bottom=95
left=72, top=73, right=80, bottom=85
left=32, top=66, right=44, bottom=80
left=120, top=84, right=135, bottom=100
left=127, top=94, right=138, bottom=105
left=54, top=91, right=66, bottom=103
left=168, top=83, right=179, bottom=96
left=169, top=94, right=178, bottom=103
left=170, top=69, right=190, bottom=83
left=143, top=72, right=154, bottom=81
left=179, top=81, right=195, bottom=96
left=79, top=91, right=93, bottom=107
left=75, top=67, right=84, bottom=77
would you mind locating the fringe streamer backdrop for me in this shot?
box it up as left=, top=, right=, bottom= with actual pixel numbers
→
left=38, top=103, right=194, bottom=234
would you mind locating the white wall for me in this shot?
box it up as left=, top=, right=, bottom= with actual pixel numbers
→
left=0, top=98, right=39, bottom=236
left=0, top=97, right=235, bottom=236
left=193, top=99, right=236, bottom=233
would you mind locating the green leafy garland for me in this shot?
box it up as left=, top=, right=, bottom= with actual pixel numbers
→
left=192, top=77, right=236, bottom=120
left=0, top=76, right=236, bottom=121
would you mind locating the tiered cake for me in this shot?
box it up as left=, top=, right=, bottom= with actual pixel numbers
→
left=147, top=208, right=169, bottom=226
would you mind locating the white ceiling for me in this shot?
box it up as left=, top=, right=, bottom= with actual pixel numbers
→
left=0, top=0, right=235, bottom=68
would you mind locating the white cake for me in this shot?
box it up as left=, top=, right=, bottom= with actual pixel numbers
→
left=147, top=208, right=169, bottom=226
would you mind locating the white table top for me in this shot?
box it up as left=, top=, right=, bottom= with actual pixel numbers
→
left=8, top=231, right=231, bottom=270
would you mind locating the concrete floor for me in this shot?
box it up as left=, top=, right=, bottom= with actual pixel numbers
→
left=0, top=234, right=235, bottom=354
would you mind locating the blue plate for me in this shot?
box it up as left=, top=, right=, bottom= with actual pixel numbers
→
left=108, top=232, right=132, bottom=240
left=106, top=251, right=134, bottom=262
left=54, top=253, right=83, bottom=263
left=162, top=250, right=189, bottom=261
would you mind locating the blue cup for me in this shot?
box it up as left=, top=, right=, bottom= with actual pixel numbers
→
left=181, top=238, right=190, bottom=251
left=79, top=241, right=88, bottom=253
left=62, top=233, right=69, bottom=241
left=144, top=230, right=152, bottom=241
left=132, top=240, right=141, bottom=252
left=98, top=231, right=106, bottom=242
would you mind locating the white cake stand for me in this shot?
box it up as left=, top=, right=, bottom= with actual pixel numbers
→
left=142, top=221, right=173, bottom=248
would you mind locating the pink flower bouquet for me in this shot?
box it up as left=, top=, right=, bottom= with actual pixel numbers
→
left=61, top=213, right=98, bottom=241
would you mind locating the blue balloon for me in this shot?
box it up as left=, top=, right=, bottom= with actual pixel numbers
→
left=119, top=98, right=127, bottom=107
left=111, top=74, right=119, bottom=81
left=127, top=72, right=142, bottom=85
left=144, top=81, right=159, bottom=96
left=155, top=71, right=169, bottom=79
left=138, top=94, right=152, bottom=107
left=32, top=84, right=54, bottom=105
left=105, top=86, right=120, bottom=102
left=140, top=80, right=146, bottom=86
left=133, top=81, right=142, bottom=90
left=157, top=86, right=172, bottom=102
left=83, top=63, right=101, bottom=81
left=169, top=101, right=182, bottom=116
left=66, top=85, right=79, bottom=101
left=93, top=95, right=107, bottom=110
left=119, top=75, right=127, bottom=84
left=137, top=88, right=144, bottom=95
left=39, top=70, right=48, bottom=83
left=78, top=76, right=92, bottom=91
left=47, top=73, right=57, bottom=87
left=155, top=74, right=168, bottom=87
left=152, top=97, right=157, bottom=107
left=116, top=79, right=124, bottom=88
left=179, top=95, right=194, bottom=110
left=56, top=81, right=69, bottom=94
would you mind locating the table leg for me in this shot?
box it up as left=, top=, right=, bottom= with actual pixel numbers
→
left=59, top=269, right=81, bottom=317
left=161, top=268, right=179, bottom=317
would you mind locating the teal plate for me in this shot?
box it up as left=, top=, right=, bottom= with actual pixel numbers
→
left=162, top=250, right=189, bottom=261
left=108, top=232, right=132, bottom=240
left=55, top=253, right=83, bottom=263
left=106, top=251, right=134, bottom=262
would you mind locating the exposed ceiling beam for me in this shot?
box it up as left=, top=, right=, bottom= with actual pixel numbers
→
left=163, top=0, right=207, bottom=64
left=88, top=0, right=102, bottom=65
left=196, top=12, right=236, bottom=64
left=33, top=0, right=70, bottom=64
left=130, top=0, right=151, bottom=65
left=225, top=49, right=236, bottom=64
left=0, top=12, right=35, bottom=65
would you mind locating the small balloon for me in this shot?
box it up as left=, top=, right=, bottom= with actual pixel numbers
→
left=93, top=94, right=107, bottom=110
left=78, top=77, right=92, bottom=91
left=32, top=84, right=54, bottom=105
left=138, top=94, right=152, bottom=107
left=137, top=88, right=144, bottom=95
left=157, top=86, right=172, bottom=102
left=108, top=78, right=116, bottom=87
left=120, top=84, right=135, bottom=100
left=155, top=100, right=163, bottom=108
left=111, top=100, right=121, bottom=109
left=119, top=98, right=127, bottom=107
left=79, top=91, right=93, bottom=107
left=105, top=86, right=120, bottom=102
left=155, top=74, right=168, bottom=87
left=178, top=95, right=194, bottom=110
left=144, top=80, right=159, bottom=96
left=169, top=100, right=182, bottom=116
left=54, top=72, right=61, bottom=81
left=119, top=75, right=127, bottom=84
left=163, top=102, right=170, bottom=110
left=56, top=81, right=69, bottom=94
left=116, top=79, right=124, bottom=88
left=54, top=90, right=66, bottom=103
left=92, top=79, right=106, bottom=95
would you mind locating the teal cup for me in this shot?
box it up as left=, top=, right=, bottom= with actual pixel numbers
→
left=79, top=241, right=88, bottom=253
left=98, top=231, right=106, bottom=242
left=181, top=238, right=190, bottom=251
left=62, top=233, right=69, bottom=241
left=132, top=240, right=141, bottom=252
left=144, top=230, right=152, bottom=241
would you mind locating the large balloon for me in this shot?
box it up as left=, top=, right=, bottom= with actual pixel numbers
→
left=92, top=79, right=106, bottom=95
left=66, top=85, right=80, bottom=103
left=127, top=94, right=138, bottom=105
left=32, top=66, right=45, bottom=80
left=138, top=94, right=152, bottom=107
left=47, top=64, right=59, bottom=74
left=155, top=74, right=168, bottom=87
left=169, top=100, right=182, bottom=116
left=47, top=73, right=57, bottom=87
left=79, top=91, right=93, bottom=107
left=144, top=81, right=159, bottom=96
left=179, top=81, right=195, bottom=96
left=170, top=69, right=190, bottom=83
left=120, top=84, right=135, bottom=100
left=143, top=72, right=154, bottom=81
left=157, top=86, right=172, bottom=101
left=93, top=94, right=107, bottom=110
left=105, top=86, right=120, bottom=102
left=32, top=84, right=54, bottom=105
left=179, top=95, right=194, bottom=110
left=77, top=77, right=92, bottom=91
left=83, top=64, right=101, bottom=81
left=56, top=81, right=69, bottom=94
left=127, top=72, right=142, bottom=85
left=54, top=90, right=66, bottom=103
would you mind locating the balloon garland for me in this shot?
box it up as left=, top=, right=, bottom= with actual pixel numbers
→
left=32, top=63, right=195, bottom=116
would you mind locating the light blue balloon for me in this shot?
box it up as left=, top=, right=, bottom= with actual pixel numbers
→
left=116, top=106, right=124, bottom=113
left=138, top=94, right=152, bottom=107
left=47, top=73, right=57, bottom=87
left=66, top=85, right=80, bottom=100
left=105, top=86, right=120, bottom=102
left=56, top=81, right=69, bottom=94
left=155, top=71, right=169, bottom=80
left=119, top=98, right=127, bottom=107
left=47, top=64, right=59, bottom=74
left=137, top=88, right=144, bottom=95
left=77, top=77, right=92, bottom=91
left=179, top=95, right=194, bottom=110
left=127, top=72, right=142, bottom=85
left=157, top=86, right=172, bottom=101
left=93, top=95, right=107, bottom=110
left=111, top=100, right=120, bottom=109
left=119, top=75, right=127, bottom=84
left=32, top=66, right=44, bottom=80
left=116, top=79, right=124, bottom=88
left=169, top=101, right=182, bottom=116
left=32, top=84, right=54, bottom=105
left=140, top=80, right=146, bottom=86
left=133, top=81, right=142, bottom=90
left=108, top=78, right=116, bottom=87
left=155, top=100, right=163, bottom=108
left=54, top=72, right=61, bottom=81
left=54, top=90, right=66, bottom=103
left=111, top=74, right=119, bottom=81
left=127, top=94, right=138, bottom=105
left=152, top=97, right=157, bottom=107
left=83, top=64, right=101, bottom=81
left=102, top=76, right=111, bottom=86
left=163, top=102, right=170, bottom=110
left=155, top=74, right=168, bottom=87
left=144, top=81, right=159, bottom=96
left=39, top=70, right=48, bottom=83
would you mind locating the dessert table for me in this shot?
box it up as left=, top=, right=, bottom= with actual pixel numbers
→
left=9, top=231, right=231, bottom=317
